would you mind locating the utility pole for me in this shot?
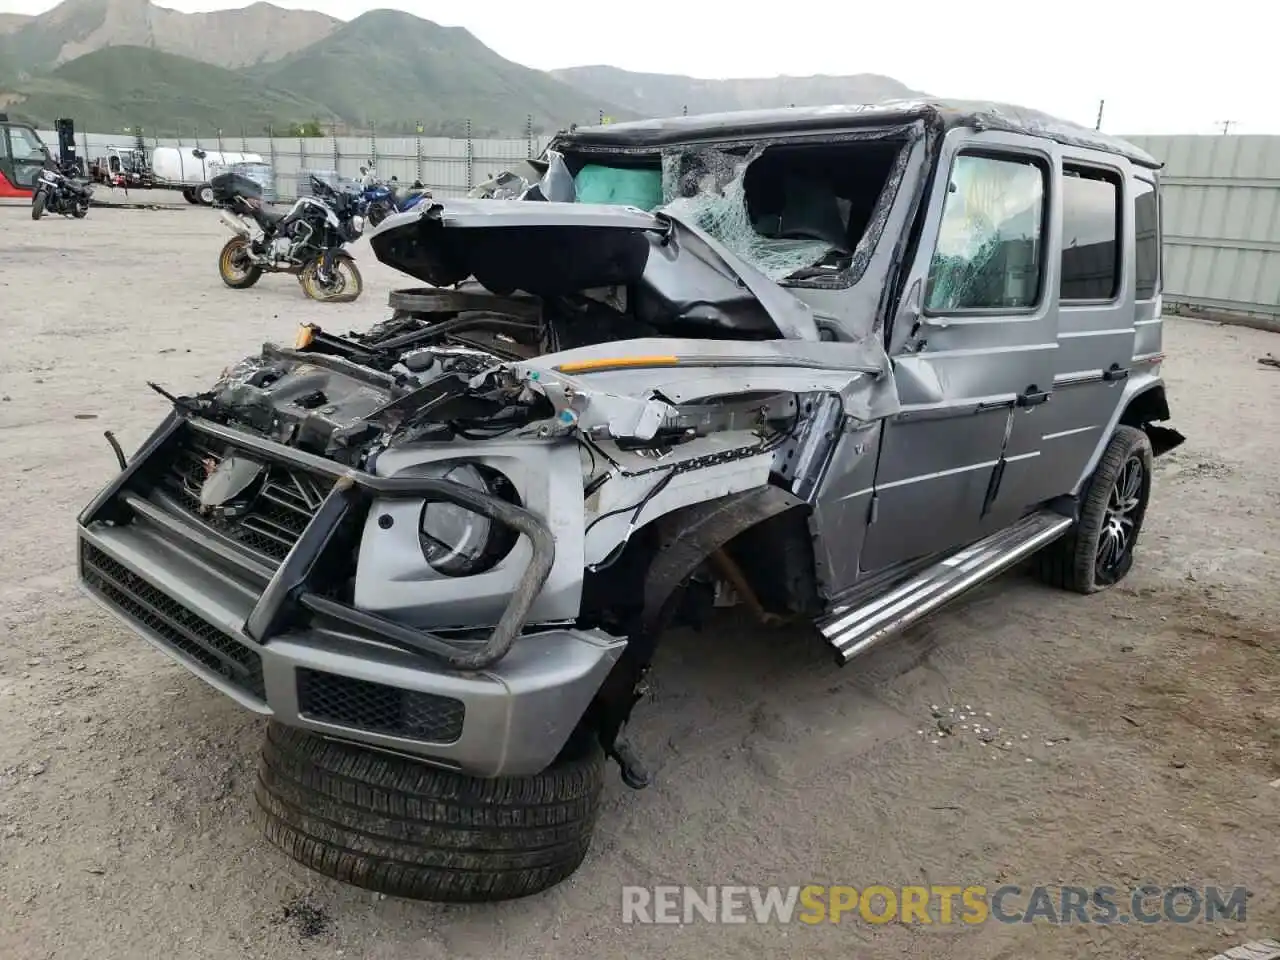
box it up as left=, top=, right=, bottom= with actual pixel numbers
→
left=1217, top=120, right=1236, bottom=135
left=1094, top=99, right=1105, bottom=131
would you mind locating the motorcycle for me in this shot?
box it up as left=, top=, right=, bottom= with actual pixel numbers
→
left=357, top=163, right=432, bottom=227
left=31, top=166, right=93, bottom=220
left=213, top=172, right=366, bottom=303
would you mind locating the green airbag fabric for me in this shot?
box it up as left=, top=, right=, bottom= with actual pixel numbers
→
left=573, top=164, right=664, bottom=210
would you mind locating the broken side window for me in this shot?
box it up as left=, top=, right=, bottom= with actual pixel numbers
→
left=925, top=153, right=1046, bottom=312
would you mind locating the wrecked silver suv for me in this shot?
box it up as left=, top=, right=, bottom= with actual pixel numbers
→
left=77, top=100, right=1183, bottom=902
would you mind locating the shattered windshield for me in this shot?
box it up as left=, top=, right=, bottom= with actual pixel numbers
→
left=490, top=139, right=900, bottom=285
left=659, top=146, right=838, bottom=282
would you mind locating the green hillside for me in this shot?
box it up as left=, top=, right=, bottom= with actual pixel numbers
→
left=247, top=9, right=629, bottom=136
left=0, top=0, right=107, bottom=83
left=0, top=2, right=922, bottom=137
left=3, top=44, right=340, bottom=133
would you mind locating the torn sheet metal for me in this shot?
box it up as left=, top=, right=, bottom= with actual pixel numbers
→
left=583, top=447, right=776, bottom=566
left=368, top=197, right=822, bottom=342
left=507, top=334, right=899, bottom=442
left=520, top=149, right=576, bottom=202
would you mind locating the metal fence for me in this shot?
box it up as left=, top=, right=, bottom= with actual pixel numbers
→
left=38, top=128, right=555, bottom=199
left=1127, top=134, right=1280, bottom=323
left=39, top=128, right=1280, bottom=324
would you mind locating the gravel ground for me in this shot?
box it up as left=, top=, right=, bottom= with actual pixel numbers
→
left=0, top=205, right=1277, bottom=960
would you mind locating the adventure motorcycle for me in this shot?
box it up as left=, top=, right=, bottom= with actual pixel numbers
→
left=213, top=172, right=365, bottom=303
left=357, top=163, right=432, bottom=227
left=31, top=166, right=93, bottom=220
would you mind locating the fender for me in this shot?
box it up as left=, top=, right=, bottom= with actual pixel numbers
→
left=1070, top=372, right=1182, bottom=495
left=585, top=484, right=809, bottom=783
left=639, top=485, right=808, bottom=633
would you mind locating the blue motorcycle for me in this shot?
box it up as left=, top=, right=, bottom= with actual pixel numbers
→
left=357, top=165, right=432, bottom=227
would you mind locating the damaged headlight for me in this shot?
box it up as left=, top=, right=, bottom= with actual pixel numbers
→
left=418, top=463, right=519, bottom=576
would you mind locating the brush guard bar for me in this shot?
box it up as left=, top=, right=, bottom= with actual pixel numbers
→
left=79, top=410, right=557, bottom=672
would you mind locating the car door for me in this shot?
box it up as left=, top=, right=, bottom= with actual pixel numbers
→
left=4, top=124, right=50, bottom=191
left=1024, top=152, right=1141, bottom=503
left=859, top=130, right=1060, bottom=572
left=0, top=123, right=20, bottom=196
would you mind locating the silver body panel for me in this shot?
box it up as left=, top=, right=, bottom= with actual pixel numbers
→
left=80, top=519, right=624, bottom=777
left=77, top=101, right=1174, bottom=777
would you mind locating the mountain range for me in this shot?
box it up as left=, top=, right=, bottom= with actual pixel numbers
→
left=0, top=0, right=924, bottom=136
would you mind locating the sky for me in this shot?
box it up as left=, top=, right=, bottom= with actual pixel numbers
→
left=1, top=0, right=1276, bottom=135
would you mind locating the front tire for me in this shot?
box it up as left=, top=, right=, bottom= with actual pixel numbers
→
left=72, top=201, right=88, bottom=219
left=218, top=237, right=263, bottom=289
left=1035, top=425, right=1154, bottom=593
left=254, top=720, right=605, bottom=902
left=299, top=254, right=363, bottom=303
left=31, top=190, right=46, bottom=220
left=197, top=184, right=215, bottom=206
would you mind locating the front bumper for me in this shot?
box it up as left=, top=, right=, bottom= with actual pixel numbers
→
left=76, top=412, right=626, bottom=777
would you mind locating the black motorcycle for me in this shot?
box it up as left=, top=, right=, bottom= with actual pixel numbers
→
left=31, top=166, right=93, bottom=220
left=212, top=172, right=366, bottom=303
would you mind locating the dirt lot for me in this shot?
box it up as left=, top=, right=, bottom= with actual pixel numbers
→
left=0, top=204, right=1277, bottom=960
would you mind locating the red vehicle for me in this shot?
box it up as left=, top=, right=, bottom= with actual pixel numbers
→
left=0, top=114, right=54, bottom=198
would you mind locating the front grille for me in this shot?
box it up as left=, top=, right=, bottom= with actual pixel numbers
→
left=297, top=668, right=465, bottom=743
left=157, top=432, right=332, bottom=563
left=80, top=542, right=266, bottom=701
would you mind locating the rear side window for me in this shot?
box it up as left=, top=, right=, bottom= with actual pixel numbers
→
left=1133, top=179, right=1160, bottom=300
left=925, top=153, right=1047, bottom=312
left=1060, top=166, right=1121, bottom=301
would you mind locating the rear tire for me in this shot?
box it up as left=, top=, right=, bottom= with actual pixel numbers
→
left=1034, top=425, right=1153, bottom=594
left=182, top=188, right=198, bottom=204
left=72, top=201, right=88, bottom=219
left=254, top=720, right=605, bottom=902
left=31, top=190, right=46, bottom=220
left=218, top=237, right=263, bottom=289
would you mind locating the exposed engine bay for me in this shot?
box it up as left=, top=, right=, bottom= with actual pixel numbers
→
left=188, top=281, right=833, bottom=579
left=205, top=282, right=791, bottom=452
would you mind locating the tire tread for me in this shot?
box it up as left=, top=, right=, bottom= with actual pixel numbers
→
left=254, top=721, right=604, bottom=902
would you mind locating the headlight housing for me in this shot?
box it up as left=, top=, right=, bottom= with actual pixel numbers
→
left=418, top=463, right=520, bottom=577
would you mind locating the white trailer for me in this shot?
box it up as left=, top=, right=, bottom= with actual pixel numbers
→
left=151, top=147, right=265, bottom=205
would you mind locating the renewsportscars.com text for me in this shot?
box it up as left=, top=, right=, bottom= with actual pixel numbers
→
left=621, top=884, right=1249, bottom=925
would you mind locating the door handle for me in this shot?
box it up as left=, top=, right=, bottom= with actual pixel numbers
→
left=1103, top=364, right=1130, bottom=382
left=1017, top=386, right=1050, bottom=408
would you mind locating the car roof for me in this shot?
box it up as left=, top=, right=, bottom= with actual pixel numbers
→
left=553, top=98, right=1161, bottom=169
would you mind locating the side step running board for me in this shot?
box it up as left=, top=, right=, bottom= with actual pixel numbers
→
left=817, top=510, right=1073, bottom=664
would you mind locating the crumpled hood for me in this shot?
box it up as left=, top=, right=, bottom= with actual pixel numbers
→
left=367, top=198, right=820, bottom=342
